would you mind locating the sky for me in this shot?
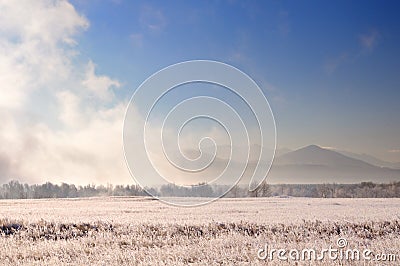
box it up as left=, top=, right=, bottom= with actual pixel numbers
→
left=0, top=0, right=399, bottom=185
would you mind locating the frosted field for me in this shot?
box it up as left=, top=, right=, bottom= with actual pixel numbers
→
left=0, top=197, right=399, bottom=265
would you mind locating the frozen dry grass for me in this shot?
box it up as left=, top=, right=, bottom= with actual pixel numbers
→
left=0, top=197, right=399, bottom=265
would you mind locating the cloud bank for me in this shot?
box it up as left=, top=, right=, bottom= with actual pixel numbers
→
left=0, top=1, right=272, bottom=187
left=0, top=0, right=131, bottom=185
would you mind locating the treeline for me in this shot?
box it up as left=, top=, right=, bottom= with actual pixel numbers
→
left=226, top=182, right=400, bottom=198
left=160, top=181, right=400, bottom=198
left=0, top=180, right=151, bottom=199
left=0, top=180, right=399, bottom=199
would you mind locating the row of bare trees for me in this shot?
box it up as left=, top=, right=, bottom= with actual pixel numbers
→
left=0, top=180, right=399, bottom=199
left=158, top=181, right=400, bottom=198
left=0, top=180, right=148, bottom=199
left=225, top=182, right=400, bottom=198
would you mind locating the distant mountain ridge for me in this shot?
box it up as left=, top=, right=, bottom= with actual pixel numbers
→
left=175, top=144, right=400, bottom=185
left=266, top=145, right=400, bottom=184
left=275, top=145, right=375, bottom=168
left=336, top=150, right=400, bottom=169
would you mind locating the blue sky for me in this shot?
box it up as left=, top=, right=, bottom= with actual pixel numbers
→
left=71, top=0, right=400, bottom=161
left=0, top=0, right=399, bottom=185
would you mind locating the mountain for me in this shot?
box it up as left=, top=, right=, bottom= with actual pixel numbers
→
left=275, top=147, right=292, bottom=157
left=264, top=145, right=400, bottom=184
left=337, top=150, right=400, bottom=169
left=169, top=144, right=400, bottom=185
left=274, top=145, right=375, bottom=168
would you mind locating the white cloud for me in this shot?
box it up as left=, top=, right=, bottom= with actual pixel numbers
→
left=82, top=61, right=121, bottom=101
left=0, top=0, right=272, bottom=187
left=17, top=101, right=131, bottom=185
left=0, top=0, right=130, bottom=185
left=57, top=90, right=85, bottom=128
left=0, top=0, right=88, bottom=109
left=0, top=0, right=89, bottom=46
left=321, top=146, right=338, bottom=150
